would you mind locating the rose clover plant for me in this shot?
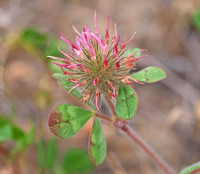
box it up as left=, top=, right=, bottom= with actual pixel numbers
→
left=47, top=12, right=175, bottom=174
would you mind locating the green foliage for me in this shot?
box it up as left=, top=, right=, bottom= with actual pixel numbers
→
left=38, top=139, right=46, bottom=173
left=11, top=123, right=35, bottom=156
left=37, top=138, right=57, bottom=173
left=89, top=118, right=106, bottom=165
left=37, top=139, right=93, bottom=174
left=0, top=117, right=35, bottom=157
left=123, top=48, right=141, bottom=57
left=0, top=118, right=13, bottom=141
left=193, top=8, right=200, bottom=32
left=46, top=139, right=57, bottom=169
left=20, top=28, right=48, bottom=51
left=48, top=104, right=92, bottom=138
left=115, top=85, right=138, bottom=119
left=20, top=28, right=63, bottom=56
left=130, top=66, right=166, bottom=83
left=179, top=162, right=200, bottom=174
left=63, top=148, right=93, bottom=173
left=19, top=28, right=64, bottom=73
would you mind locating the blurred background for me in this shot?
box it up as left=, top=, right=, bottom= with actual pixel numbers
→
left=0, top=0, right=200, bottom=173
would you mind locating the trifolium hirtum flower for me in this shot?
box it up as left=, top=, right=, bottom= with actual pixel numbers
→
left=48, top=11, right=147, bottom=110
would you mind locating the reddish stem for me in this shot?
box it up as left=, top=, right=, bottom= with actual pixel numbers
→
left=192, top=168, right=200, bottom=174
left=114, top=120, right=175, bottom=174
left=95, top=112, right=112, bottom=122
left=95, top=112, right=176, bottom=174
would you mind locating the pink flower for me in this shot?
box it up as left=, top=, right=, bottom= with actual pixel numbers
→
left=49, top=11, right=147, bottom=110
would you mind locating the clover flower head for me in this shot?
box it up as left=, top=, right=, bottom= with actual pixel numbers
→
left=49, top=11, right=147, bottom=110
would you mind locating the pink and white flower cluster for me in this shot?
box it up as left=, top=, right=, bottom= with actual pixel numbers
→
left=49, top=12, right=146, bottom=110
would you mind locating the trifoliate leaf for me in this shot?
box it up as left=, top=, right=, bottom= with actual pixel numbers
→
left=48, top=104, right=92, bottom=138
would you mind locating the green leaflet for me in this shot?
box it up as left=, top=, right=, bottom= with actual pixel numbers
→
left=89, top=118, right=106, bottom=165
left=48, top=104, right=92, bottom=138
left=130, top=66, right=166, bottom=83
left=115, top=85, right=138, bottom=120
left=179, top=162, right=200, bottom=174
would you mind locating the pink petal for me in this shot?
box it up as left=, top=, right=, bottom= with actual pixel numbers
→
left=69, top=79, right=79, bottom=83
left=115, top=59, right=120, bottom=70
left=93, top=78, right=98, bottom=86
left=126, top=49, right=147, bottom=58
left=80, top=65, right=89, bottom=72
left=66, top=64, right=81, bottom=69
left=105, top=16, right=110, bottom=42
left=52, top=61, right=69, bottom=68
left=47, top=56, right=68, bottom=62
left=94, top=11, right=98, bottom=35
left=73, top=49, right=82, bottom=57
left=113, top=34, right=121, bottom=55
left=120, top=32, right=136, bottom=50
left=60, top=33, right=78, bottom=50
left=58, top=46, right=73, bottom=60
left=125, top=32, right=136, bottom=45
left=85, top=29, right=96, bottom=60
left=108, top=82, right=115, bottom=95
left=121, top=79, right=132, bottom=84
left=91, top=32, right=103, bottom=47
left=72, top=25, right=82, bottom=37
left=128, top=55, right=148, bottom=63
left=127, top=76, right=144, bottom=84
left=52, top=61, right=80, bottom=70
left=95, top=90, right=100, bottom=110
left=68, top=83, right=82, bottom=93
left=83, top=27, right=88, bottom=42
left=76, top=36, right=82, bottom=52
left=112, top=22, right=117, bottom=43
left=103, top=55, right=108, bottom=69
